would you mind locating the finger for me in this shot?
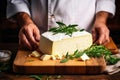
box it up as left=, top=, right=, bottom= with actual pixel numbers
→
left=24, top=28, right=38, bottom=49
left=99, top=28, right=110, bottom=45
left=102, top=40, right=109, bottom=45
left=98, top=34, right=105, bottom=44
left=92, top=29, right=97, bottom=43
left=19, top=33, right=32, bottom=50
left=102, top=35, right=110, bottom=45
left=33, top=28, right=40, bottom=42
left=33, top=29, right=40, bottom=49
left=106, top=31, right=110, bottom=43
left=96, top=33, right=110, bottom=45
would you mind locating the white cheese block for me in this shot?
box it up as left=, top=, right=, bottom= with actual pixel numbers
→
left=39, top=31, right=92, bottom=56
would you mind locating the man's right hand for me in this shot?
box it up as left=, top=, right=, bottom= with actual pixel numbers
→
left=15, top=12, right=40, bottom=50
left=19, top=23, right=40, bottom=50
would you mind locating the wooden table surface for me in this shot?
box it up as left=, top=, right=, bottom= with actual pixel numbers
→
left=0, top=72, right=120, bottom=80
left=0, top=43, right=120, bottom=80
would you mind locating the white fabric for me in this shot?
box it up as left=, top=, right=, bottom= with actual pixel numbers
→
left=7, top=0, right=31, bottom=18
left=7, top=0, right=115, bottom=33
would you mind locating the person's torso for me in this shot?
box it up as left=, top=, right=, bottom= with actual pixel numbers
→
left=31, top=0, right=96, bottom=33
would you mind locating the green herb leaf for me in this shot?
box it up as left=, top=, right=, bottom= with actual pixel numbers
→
left=68, top=24, right=78, bottom=28
left=60, top=44, right=120, bottom=65
left=68, top=55, right=74, bottom=60
left=80, top=29, right=85, bottom=31
left=106, top=56, right=120, bottom=65
left=65, top=52, right=69, bottom=58
left=49, top=27, right=57, bottom=32
left=60, top=58, right=69, bottom=63
left=48, top=22, right=84, bottom=36
left=74, top=52, right=84, bottom=58
left=74, top=49, right=79, bottom=55
left=29, top=75, right=43, bottom=80
left=56, top=22, right=66, bottom=27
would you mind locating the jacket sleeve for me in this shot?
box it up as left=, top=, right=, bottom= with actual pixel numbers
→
left=7, top=0, right=31, bottom=18
left=96, top=0, right=116, bottom=16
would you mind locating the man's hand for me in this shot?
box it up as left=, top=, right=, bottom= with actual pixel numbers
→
left=92, top=11, right=110, bottom=45
left=19, top=23, right=40, bottom=50
left=15, top=12, right=40, bottom=50
left=92, top=21, right=110, bottom=45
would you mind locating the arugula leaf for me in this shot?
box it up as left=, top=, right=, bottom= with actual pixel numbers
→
left=56, top=22, right=66, bottom=27
left=80, top=29, right=85, bottom=31
left=65, top=52, right=69, bottom=58
left=48, top=22, right=84, bottom=36
left=49, top=27, right=57, bottom=32
left=85, top=44, right=112, bottom=57
left=68, top=24, right=78, bottom=28
left=29, top=75, right=43, bottom=80
left=74, top=52, right=84, bottom=58
left=60, top=58, right=69, bottom=63
left=74, top=49, right=79, bottom=55
left=105, top=56, right=120, bottom=65
left=60, top=44, right=120, bottom=65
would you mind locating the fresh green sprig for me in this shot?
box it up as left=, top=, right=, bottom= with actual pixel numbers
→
left=84, top=44, right=112, bottom=57
left=48, top=22, right=84, bottom=36
left=29, top=75, right=62, bottom=80
left=60, top=50, right=84, bottom=63
left=60, top=58, right=69, bottom=63
left=29, top=75, right=43, bottom=80
left=104, top=54, right=120, bottom=65
left=60, top=44, right=120, bottom=65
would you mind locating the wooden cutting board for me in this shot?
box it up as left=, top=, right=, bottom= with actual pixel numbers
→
left=13, top=50, right=106, bottom=74
left=13, top=37, right=118, bottom=74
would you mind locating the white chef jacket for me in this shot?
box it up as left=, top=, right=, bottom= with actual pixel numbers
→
left=7, top=0, right=115, bottom=33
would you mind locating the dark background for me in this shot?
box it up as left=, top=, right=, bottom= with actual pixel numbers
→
left=0, top=0, right=120, bottom=44
left=0, top=0, right=19, bottom=43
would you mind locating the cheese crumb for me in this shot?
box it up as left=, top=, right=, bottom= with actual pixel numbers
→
left=55, top=54, right=63, bottom=60
left=29, top=51, right=41, bottom=57
left=80, top=53, right=90, bottom=61
left=51, top=55, right=56, bottom=60
left=40, top=54, right=51, bottom=61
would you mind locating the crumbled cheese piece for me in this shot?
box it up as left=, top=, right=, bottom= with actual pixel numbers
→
left=55, top=54, right=63, bottom=60
left=40, top=54, right=51, bottom=61
left=29, top=51, right=41, bottom=57
left=80, top=53, right=90, bottom=61
left=51, top=55, right=56, bottom=60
